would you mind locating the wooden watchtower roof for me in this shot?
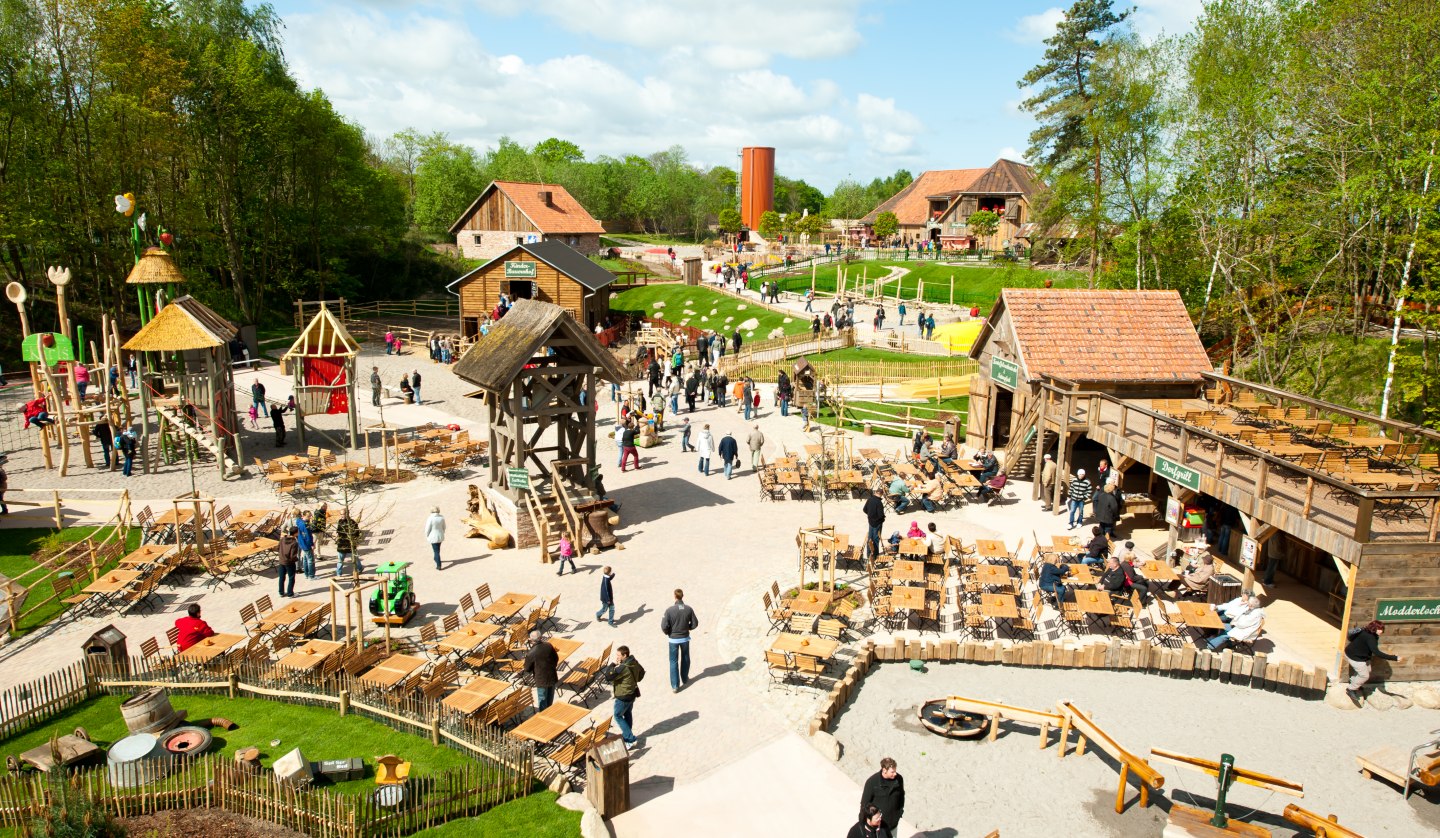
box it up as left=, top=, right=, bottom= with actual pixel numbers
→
left=453, top=299, right=625, bottom=392
left=281, top=304, right=360, bottom=366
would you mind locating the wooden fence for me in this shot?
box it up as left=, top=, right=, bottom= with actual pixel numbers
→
left=717, top=329, right=856, bottom=375
left=0, top=659, right=534, bottom=837
left=295, top=299, right=459, bottom=330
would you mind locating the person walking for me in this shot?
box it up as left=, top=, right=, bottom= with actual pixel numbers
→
left=620, top=422, right=641, bottom=472
left=604, top=646, right=645, bottom=750
left=270, top=402, right=287, bottom=446
left=696, top=423, right=714, bottom=476
left=1039, top=453, right=1057, bottom=511
left=1344, top=620, right=1401, bottom=704
left=250, top=378, right=266, bottom=414
left=276, top=526, right=299, bottom=598
left=860, top=758, right=906, bottom=834
left=595, top=566, right=616, bottom=627
left=680, top=418, right=693, bottom=452
left=523, top=631, right=560, bottom=711
left=746, top=424, right=765, bottom=471
left=370, top=366, right=382, bottom=407
left=718, top=429, right=739, bottom=479
left=425, top=506, right=446, bottom=570
left=777, top=372, right=792, bottom=417
left=1067, top=468, right=1092, bottom=530
left=661, top=588, right=699, bottom=692
left=897, top=301, right=907, bottom=326
left=91, top=419, right=114, bottom=470
left=334, top=511, right=361, bottom=576
left=0, top=454, right=8, bottom=515
left=804, top=287, right=814, bottom=312
left=732, top=329, right=742, bottom=354
left=742, top=378, right=754, bottom=420
left=411, top=369, right=422, bottom=405
left=1093, top=483, right=1120, bottom=538
left=555, top=533, right=577, bottom=575
left=114, top=429, right=137, bottom=477
left=296, top=511, right=316, bottom=579
left=863, top=488, right=886, bottom=562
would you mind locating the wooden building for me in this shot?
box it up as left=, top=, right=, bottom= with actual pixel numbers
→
left=448, top=180, right=604, bottom=260
left=968, top=288, right=1440, bottom=681
left=934, top=159, right=1043, bottom=252
left=860, top=167, right=986, bottom=244
left=448, top=240, right=616, bottom=336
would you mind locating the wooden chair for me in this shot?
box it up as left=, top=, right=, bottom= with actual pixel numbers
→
left=58, top=575, right=96, bottom=619
left=558, top=657, right=603, bottom=705
left=788, top=614, right=816, bottom=635
left=240, top=603, right=260, bottom=636
left=254, top=595, right=274, bottom=615
left=139, top=636, right=170, bottom=669
left=1109, top=595, right=1137, bottom=642
left=1008, top=597, right=1037, bottom=641
left=535, top=594, right=560, bottom=631
left=792, top=653, right=829, bottom=687
left=1059, top=599, right=1087, bottom=636
left=165, top=625, right=181, bottom=653
left=962, top=602, right=992, bottom=640
left=462, top=639, right=510, bottom=674
left=459, top=593, right=476, bottom=620
left=1150, top=603, right=1185, bottom=649
left=442, top=612, right=461, bottom=634
left=474, top=584, right=493, bottom=607
left=762, top=592, right=790, bottom=634
left=817, top=618, right=846, bottom=642
left=764, top=650, right=799, bottom=692
left=483, top=689, right=529, bottom=727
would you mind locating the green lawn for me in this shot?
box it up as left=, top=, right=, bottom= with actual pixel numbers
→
left=800, top=347, right=972, bottom=366
left=0, top=695, right=480, bottom=796
left=816, top=396, right=969, bottom=437
left=610, top=284, right=810, bottom=337
left=0, top=527, right=140, bottom=636
left=773, top=262, right=1086, bottom=311
left=408, top=791, right=581, bottom=837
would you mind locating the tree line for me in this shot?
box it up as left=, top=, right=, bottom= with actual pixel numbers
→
left=1020, top=0, right=1439, bottom=424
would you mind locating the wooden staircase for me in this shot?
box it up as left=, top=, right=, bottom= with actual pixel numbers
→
left=153, top=403, right=244, bottom=477
left=1000, top=398, right=1044, bottom=479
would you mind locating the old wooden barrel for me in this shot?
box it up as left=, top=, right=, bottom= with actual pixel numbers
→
left=121, top=688, right=182, bottom=734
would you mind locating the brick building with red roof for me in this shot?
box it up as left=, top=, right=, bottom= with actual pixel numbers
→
left=449, top=181, right=605, bottom=260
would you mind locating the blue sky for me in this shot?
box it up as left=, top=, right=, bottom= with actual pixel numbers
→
left=264, top=0, right=1201, bottom=190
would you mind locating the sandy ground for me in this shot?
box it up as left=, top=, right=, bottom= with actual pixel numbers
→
left=832, top=663, right=1440, bottom=837
left=3, top=331, right=1437, bottom=836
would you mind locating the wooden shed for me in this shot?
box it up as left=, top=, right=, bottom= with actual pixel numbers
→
left=448, top=240, right=616, bottom=336
left=280, top=303, right=361, bottom=448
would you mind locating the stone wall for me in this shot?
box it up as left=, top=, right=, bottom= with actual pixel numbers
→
left=479, top=485, right=540, bottom=550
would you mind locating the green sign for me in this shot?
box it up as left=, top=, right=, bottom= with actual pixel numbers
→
left=1375, top=598, right=1440, bottom=623
left=1155, top=454, right=1202, bottom=492
left=506, top=468, right=530, bottom=490
left=991, top=356, right=1019, bottom=389
left=504, top=261, right=537, bottom=278
left=21, top=333, right=75, bottom=365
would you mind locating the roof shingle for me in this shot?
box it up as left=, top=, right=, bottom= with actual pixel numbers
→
left=985, top=289, right=1211, bottom=384
left=449, top=181, right=604, bottom=236
left=861, top=168, right=988, bottom=226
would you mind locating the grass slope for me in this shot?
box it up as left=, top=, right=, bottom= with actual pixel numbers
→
left=773, top=262, right=1086, bottom=310
left=408, top=792, right=581, bottom=837
left=0, top=526, right=141, bottom=636
left=816, top=396, right=969, bottom=437
left=610, top=284, right=810, bottom=337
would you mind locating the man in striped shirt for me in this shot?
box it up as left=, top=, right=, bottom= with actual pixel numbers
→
left=1067, top=468, right=1093, bottom=530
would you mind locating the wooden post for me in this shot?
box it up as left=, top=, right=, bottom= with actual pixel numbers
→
left=52, top=490, right=63, bottom=529
left=338, top=690, right=349, bottom=716
left=950, top=275, right=954, bottom=306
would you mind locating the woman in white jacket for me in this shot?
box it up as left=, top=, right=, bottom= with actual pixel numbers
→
left=697, top=424, right=715, bottom=476
left=425, top=507, right=446, bottom=570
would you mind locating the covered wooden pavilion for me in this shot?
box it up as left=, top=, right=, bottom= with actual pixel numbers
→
left=281, top=303, right=361, bottom=448
left=123, top=295, right=245, bottom=478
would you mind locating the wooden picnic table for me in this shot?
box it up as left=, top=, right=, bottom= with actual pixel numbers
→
left=1176, top=601, right=1226, bottom=630
left=835, top=469, right=866, bottom=488
left=508, top=702, right=591, bottom=745
left=858, top=448, right=883, bottom=463
left=774, top=456, right=799, bottom=470
left=974, top=539, right=1011, bottom=560
left=229, top=509, right=277, bottom=528
left=776, top=469, right=803, bottom=487
left=980, top=593, right=1020, bottom=622
left=437, top=622, right=502, bottom=654
left=804, top=444, right=824, bottom=459
left=442, top=676, right=510, bottom=715
left=551, top=637, right=584, bottom=666
left=1072, top=590, right=1114, bottom=630
left=974, top=564, right=1014, bottom=590
left=788, top=590, right=833, bottom=616
left=119, top=545, right=173, bottom=568
left=267, top=468, right=313, bottom=483
left=1343, top=435, right=1395, bottom=448
left=947, top=471, right=980, bottom=489
left=177, top=633, right=246, bottom=664
left=891, top=559, right=926, bottom=583
left=271, top=454, right=310, bottom=468
left=258, top=599, right=323, bottom=632
left=1267, top=443, right=1321, bottom=457
left=82, top=570, right=141, bottom=595
left=359, top=653, right=428, bottom=688
left=1051, top=535, right=1079, bottom=551
left=1344, top=472, right=1419, bottom=487
left=1065, top=564, right=1098, bottom=585
left=890, top=585, right=927, bottom=611
left=770, top=632, right=840, bottom=659
left=223, top=537, right=278, bottom=566
left=277, top=640, right=345, bottom=672
left=477, top=593, right=536, bottom=623
left=152, top=508, right=197, bottom=529
left=1140, top=561, right=1179, bottom=583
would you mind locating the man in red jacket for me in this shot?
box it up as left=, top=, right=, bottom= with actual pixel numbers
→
left=174, top=604, right=216, bottom=652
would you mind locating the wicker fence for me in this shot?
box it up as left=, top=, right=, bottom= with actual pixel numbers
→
left=0, top=659, right=534, bottom=837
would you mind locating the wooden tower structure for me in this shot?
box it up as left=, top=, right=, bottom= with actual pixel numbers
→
left=281, top=304, right=361, bottom=448
left=123, top=296, right=245, bottom=478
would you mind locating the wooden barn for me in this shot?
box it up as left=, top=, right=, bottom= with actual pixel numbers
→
left=969, top=288, right=1440, bottom=681
left=448, top=180, right=605, bottom=260
left=935, top=159, right=1044, bottom=252
left=448, top=240, right=616, bottom=336
left=860, top=167, right=986, bottom=244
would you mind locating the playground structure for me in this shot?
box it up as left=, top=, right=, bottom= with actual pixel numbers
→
left=122, top=295, right=245, bottom=479
left=281, top=303, right=361, bottom=449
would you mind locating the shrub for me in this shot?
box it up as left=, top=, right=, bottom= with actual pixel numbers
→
left=33, top=768, right=127, bottom=838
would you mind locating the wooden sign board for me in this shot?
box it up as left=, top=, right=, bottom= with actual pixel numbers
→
left=1375, top=597, right=1440, bottom=623
left=1155, top=455, right=1202, bottom=493
left=506, top=468, right=530, bottom=490
left=990, top=356, right=1019, bottom=390
left=504, top=261, right=538, bottom=278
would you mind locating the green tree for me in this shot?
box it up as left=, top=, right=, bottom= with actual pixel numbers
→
left=533, top=137, right=584, bottom=165
left=717, top=208, right=742, bottom=234
left=872, top=211, right=899, bottom=241
left=825, top=179, right=871, bottom=221
left=966, top=210, right=1001, bottom=251
left=1020, top=0, right=1131, bottom=287
left=757, top=210, right=783, bottom=240
left=413, top=142, right=488, bottom=238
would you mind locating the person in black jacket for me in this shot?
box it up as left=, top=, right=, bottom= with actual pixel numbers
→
left=1082, top=526, right=1109, bottom=566
left=1093, top=487, right=1120, bottom=537
left=1097, top=556, right=1129, bottom=599
left=334, top=512, right=361, bottom=577
left=661, top=589, right=699, bottom=692
left=1344, top=620, right=1402, bottom=702
left=523, top=631, right=560, bottom=711
left=860, top=758, right=904, bottom=832
left=91, top=420, right=114, bottom=470
left=862, top=489, right=886, bottom=562
left=269, top=402, right=287, bottom=446
left=718, top=430, right=739, bottom=479
left=595, top=567, right=616, bottom=627
left=847, top=805, right=890, bottom=838
left=276, top=527, right=299, bottom=598
left=1038, top=557, right=1072, bottom=604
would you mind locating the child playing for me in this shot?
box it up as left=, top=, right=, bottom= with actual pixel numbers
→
left=248, top=403, right=260, bottom=429
left=555, top=533, right=577, bottom=576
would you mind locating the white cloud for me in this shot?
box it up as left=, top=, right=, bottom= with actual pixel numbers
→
left=281, top=6, right=908, bottom=187
left=1006, top=85, right=1036, bottom=117
left=997, top=146, right=1026, bottom=164
left=1130, top=0, right=1204, bottom=39
left=1010, top=7, right=1064, bottom=44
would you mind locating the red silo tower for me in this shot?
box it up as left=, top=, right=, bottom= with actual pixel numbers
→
left=740, top=147, right=775, bottom=231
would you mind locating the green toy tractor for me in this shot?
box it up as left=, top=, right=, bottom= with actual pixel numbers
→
left=368, top=561, right=418, bottom=625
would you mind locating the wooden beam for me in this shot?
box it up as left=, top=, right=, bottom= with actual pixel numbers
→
left=1148, top=748, right=1303, bottom=797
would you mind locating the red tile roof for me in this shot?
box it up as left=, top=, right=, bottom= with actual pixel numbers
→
left=861, top=168, right=987, bottom=226
left=989, top=289, right=1211, bottom=383
left=448, top=181, right=605, bottom=236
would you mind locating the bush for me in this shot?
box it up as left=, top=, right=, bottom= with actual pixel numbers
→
left=33, top=768, right=127, bottom=838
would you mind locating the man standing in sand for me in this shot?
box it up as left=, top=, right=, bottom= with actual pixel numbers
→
left=860, top=757, right=905, bottom=832
left=370, top=366, right=382, bottom=407
left=746, top=424, right=765, bottom=471
left=862, top=489, right=886, bottom=562
left=411, top=368, right=423, bottom=405
left=425, top=506, right=446, bottom=570
left=660, top=588, right=699, bottom=693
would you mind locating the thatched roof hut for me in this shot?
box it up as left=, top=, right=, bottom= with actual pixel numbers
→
left=122, top=296, right=237, bottom=352
left=125, top=247, right=187, bottom=285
